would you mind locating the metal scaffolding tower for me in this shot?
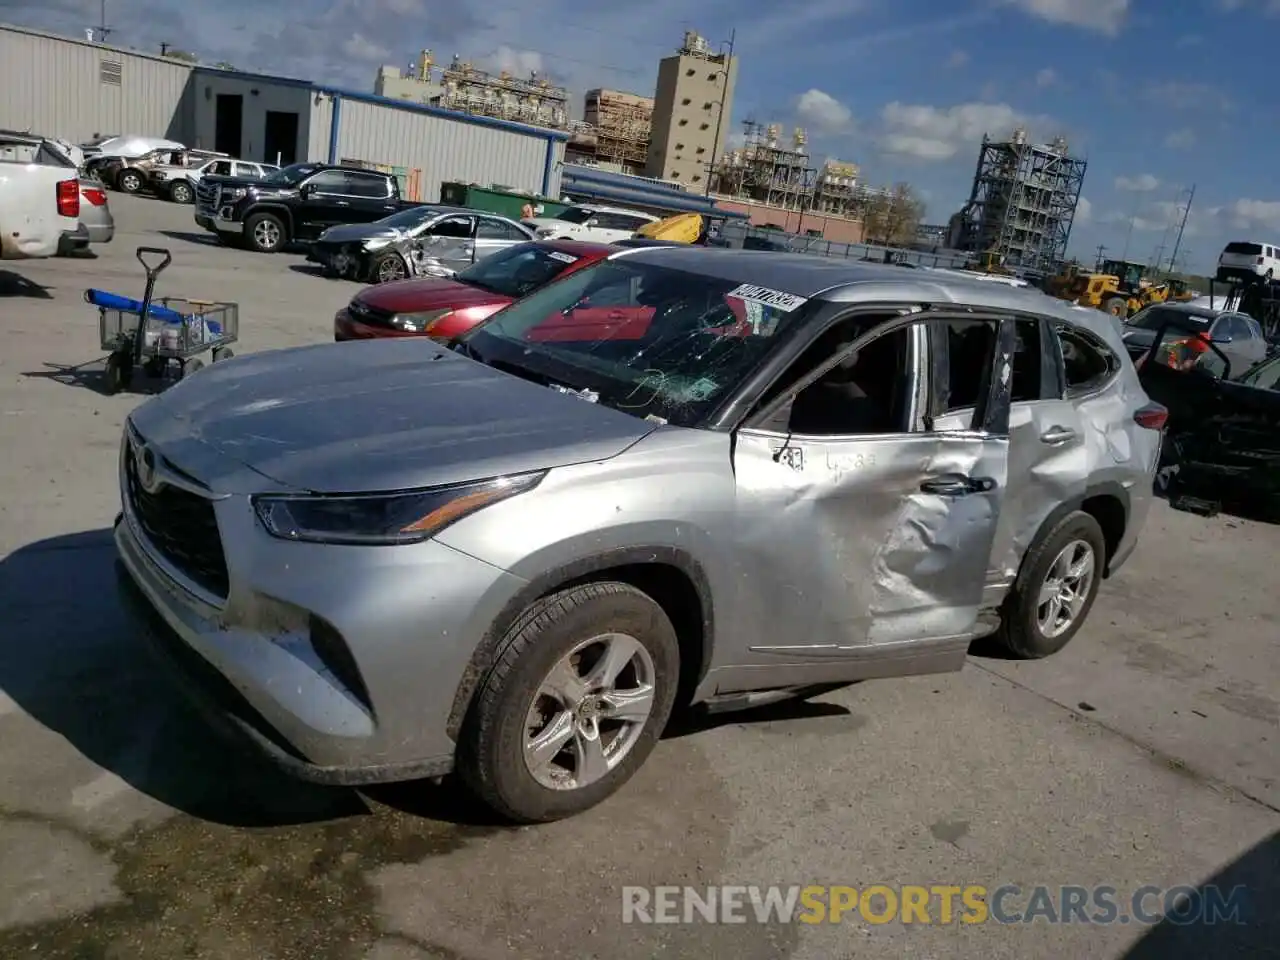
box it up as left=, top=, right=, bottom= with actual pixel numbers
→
left=709, top=119, right=817, bottom=210
left=956, top=129, right=1087, bottom=273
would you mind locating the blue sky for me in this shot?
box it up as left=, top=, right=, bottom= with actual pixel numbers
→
left=3, top=0, right=1276, bottom=273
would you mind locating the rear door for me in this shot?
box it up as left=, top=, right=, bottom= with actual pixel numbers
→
left=932, top=315, right=1085, bottom=604
left=722, top=310, right=1014, bottom=691
left=474, top=216, right=528, bottom=261
left=340, top=171, right=399, bottom=223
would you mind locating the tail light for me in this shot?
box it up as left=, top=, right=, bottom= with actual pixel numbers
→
left=56, top=179, right=80, bottom=218
left=82, top=186, right=107, bottom=206
left=1134, top=403, right=1168, bottom=430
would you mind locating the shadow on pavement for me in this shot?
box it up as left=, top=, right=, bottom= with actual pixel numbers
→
left=0, top=269, right=53, bottom=299
left=0, top=529, right=366, bottom=827
left=1122, top=830, right=1278, bottom=959
left=156, top=229, right=221, bottom=247
left=288, top=263, right=331, bottom=278
left=665, top=691, right=855, bottom=738
left=21, top=359, right=168, bottom=397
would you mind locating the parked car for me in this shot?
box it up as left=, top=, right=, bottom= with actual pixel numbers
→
left=0, top=160, right=82, bottom=259
left=194, top=162, right=413, bottom=252
left=110, top=148, right=228, bottom=194
left=1120, top=302, right=1269, bottom=379
left=522, top=203, right=658, bottom=243
left=333, top=239, right=614, bottom=341
left=114, top=250, right=1162, bottom=823
left=1216, top=240, right=1280, bottom=284
left=151, top=156, right=277, bottom=204
left=57, top=178, right=114, bottom=255
left=310, top=205, right=537, bottom=283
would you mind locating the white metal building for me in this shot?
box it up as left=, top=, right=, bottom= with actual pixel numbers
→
left=0, top=23, right=568, bottom=200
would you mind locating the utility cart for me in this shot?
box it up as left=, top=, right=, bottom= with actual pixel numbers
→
left=87, top=246, right=240, bottom=395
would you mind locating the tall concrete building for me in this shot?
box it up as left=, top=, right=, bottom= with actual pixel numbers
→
left=645, top=31, right=737, bottom=188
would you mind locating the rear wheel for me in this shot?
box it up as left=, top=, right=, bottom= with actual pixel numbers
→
left=211, top=346, right=234, bottom=363
left=459, top=582, right=680, bottom=823
left=1105, top=296, right=1128, bottom=318
left=997, top=511, right=1106, bottom=659
left=103, top=353, right=127, bottom=394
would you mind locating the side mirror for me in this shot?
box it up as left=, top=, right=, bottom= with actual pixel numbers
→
left=1211, top=331, right=1233, bottom=344
left=300, top=183, right=314, bottom=198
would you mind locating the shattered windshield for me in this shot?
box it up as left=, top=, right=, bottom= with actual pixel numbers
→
left=459, top=260, right=811, bottom=427
left=1127, top=307, right=1213, bottom=332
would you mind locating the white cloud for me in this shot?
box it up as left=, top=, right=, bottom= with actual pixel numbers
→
left=1115, top=173, right=1159, bottom=192
left=1227, top=198, right=1280, bottom=230
left=999, top=0, right=1130, bottom=36
left=946, top=50, right=969, bottom=68
left=877, top=101, right=1050, bottom=161
left=1142, top=81, right=1234, bottom=114
left=342, top=34, right=391, bottom=63
left=1163, top=127, right=1196, bottom=150
left=1075, top=196, right=1093, bottom=224
left=1035, top=68, right=1057, bottom=88
left=795, top=89, right=853, bottom=132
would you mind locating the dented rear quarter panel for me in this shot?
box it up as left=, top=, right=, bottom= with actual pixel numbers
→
left=0, top=161, right=78, bottom=259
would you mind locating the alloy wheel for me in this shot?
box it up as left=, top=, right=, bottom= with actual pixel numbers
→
left=523, top=633, right=656, bottom=791
left=378, top=257, right=407, bottom=282
left=1036, top=539, right=1096, bottom=639
left=253, top=219, right=281, bottom=250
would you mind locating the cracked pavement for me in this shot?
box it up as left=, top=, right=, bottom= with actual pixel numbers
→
left=0, top=195, right=1276, bottom=959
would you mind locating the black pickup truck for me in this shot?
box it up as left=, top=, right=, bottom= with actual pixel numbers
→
left=194, top=162, right=417, bottom=253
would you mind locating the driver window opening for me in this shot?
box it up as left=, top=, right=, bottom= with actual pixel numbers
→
left=755, top=315, right=915, bottom=436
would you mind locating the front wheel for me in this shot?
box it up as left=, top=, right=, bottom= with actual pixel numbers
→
left=117, top=169, right=144, bottom=194
left=373, top=253, right=409, bottom=283
left=459, top=582, right=680, bottom=823
left=169, top=180, right=194, bottom=204
left=245, top=213, right=286, bottom=253
left=997, top=511, right=1106, bottom=659
left=1104, top=296, right=1128, bottom=318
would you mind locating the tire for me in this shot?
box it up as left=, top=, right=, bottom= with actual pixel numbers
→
left=181, top=358, right=205, bottom=379
left=245, top=213, right=286, bottom=253
left=1104, top=296, right=1128, bottom=318
left=169, top=180, right=194, bottom=204
left=997, top=511, right=1107, bottom=659
left=103, top=353, right=126, bottom=395
left=459, top=582, right=680, bottom=823
left=373, top=252, right=408, bottom=283
left=117, top=169, right=144, bottom=194
left=211, top=346, right=234, bottom=363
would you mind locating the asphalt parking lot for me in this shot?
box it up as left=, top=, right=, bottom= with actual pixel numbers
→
left=0, top=193, right=1276, bottom=960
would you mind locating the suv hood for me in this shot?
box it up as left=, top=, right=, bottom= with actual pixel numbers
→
left=202, top=174, right=286, bottom=192
left=128, top=339, right=657, bottom=494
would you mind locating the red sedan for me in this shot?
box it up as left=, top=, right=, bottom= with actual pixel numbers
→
left=333, top=239, right=615, bottom=342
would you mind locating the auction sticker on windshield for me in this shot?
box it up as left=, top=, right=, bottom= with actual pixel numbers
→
left=546, top=251, right=578, bottom=263
left=727, top=283, right=808, bottom=312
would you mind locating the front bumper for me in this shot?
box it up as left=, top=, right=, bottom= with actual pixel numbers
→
left=195, top=209, right=244, bottom=234
left=113, top=452, right=528, bottom=783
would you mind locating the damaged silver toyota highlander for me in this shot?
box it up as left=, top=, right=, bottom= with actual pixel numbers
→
left=114, top=248, right=1165, bottom=822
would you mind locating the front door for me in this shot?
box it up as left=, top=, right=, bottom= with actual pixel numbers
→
left=719, top=312, right=1013, bottom=693
left=418, top=215, right=476, bottom=270
left=295, top=169, right=354, bottom=240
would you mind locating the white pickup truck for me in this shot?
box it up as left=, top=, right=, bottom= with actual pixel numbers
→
left=0, top=162, right=83, bottom=259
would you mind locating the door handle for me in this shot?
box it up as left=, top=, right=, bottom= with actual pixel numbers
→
left=1040, top=426, right=1077, bottom=445
left=920, top=474, right=996, bottom=496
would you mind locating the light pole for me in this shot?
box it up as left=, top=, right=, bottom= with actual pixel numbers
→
left=703, top=28, right=735, bottom=197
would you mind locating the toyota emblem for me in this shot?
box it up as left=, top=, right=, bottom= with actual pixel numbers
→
left=135, top=444, right=160, bottom=492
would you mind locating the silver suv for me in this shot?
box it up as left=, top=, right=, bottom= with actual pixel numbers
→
left=114, top=249, right=1164, bottom=822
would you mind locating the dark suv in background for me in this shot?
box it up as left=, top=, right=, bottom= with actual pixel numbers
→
left=194, top=162, right=415, bottom=253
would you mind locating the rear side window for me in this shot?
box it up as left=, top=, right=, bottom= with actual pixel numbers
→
left=1224, top=242, right=1263, bottom=255
left=1055, top=324, right=1120, bottom=395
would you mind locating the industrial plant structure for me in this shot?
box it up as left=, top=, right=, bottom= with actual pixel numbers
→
left=566, top=89, right=654, bottom=174
left=373, top=51, right=443, bottom=104
left=646, top=31, right=738, bottom=186
left=709, top=120, right=817, bottom=208
left=810, top=159, right=860, bottom=215
left=951, top=129, right=1087, bottom=272
left=435, top=54, right=569, bottom=130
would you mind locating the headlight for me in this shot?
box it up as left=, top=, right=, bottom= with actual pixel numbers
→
left=226, top=187, right=247, bottom=200
left=364, top=237, right=392, bottom=251
left=153, top=171, right=168, bottom=180
left=390, top=309, right=454, bottom=333
left=253, top=473, right=545, bottom=545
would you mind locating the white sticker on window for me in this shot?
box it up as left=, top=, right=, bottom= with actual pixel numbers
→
left=546, top=251, right=578, bottom=264
left=726, top=283, right=807, bottom=312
